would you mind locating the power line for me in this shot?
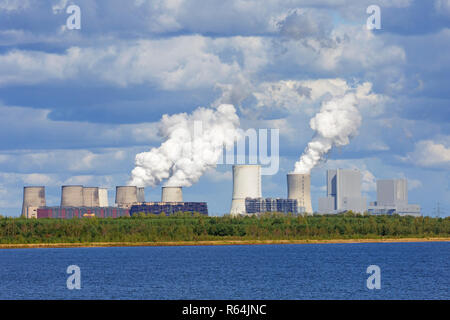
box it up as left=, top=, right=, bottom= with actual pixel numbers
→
left=432, top=202, right=447, bottom=218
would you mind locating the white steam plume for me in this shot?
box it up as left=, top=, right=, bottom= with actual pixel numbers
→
left=129, top=104, right=240, bottom=187
left=294, top=93, right=362, bottom=174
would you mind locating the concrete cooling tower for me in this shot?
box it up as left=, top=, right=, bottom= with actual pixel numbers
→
left=82, top=187, right=99, bottom=207
left=61, top=185, right=84, bottom=207
left=98, top=188, right=108, bottom=207
left=161, top=186, right=183, bottom=202
left=137, top=187, right=145, bottom=203
left=230, top=165, right=261, bottom=216
left=115, top=186, right=138, bottom=208
left=287, top=173, right=313, bottom=215
left=22, top=186, right=46, bottom=217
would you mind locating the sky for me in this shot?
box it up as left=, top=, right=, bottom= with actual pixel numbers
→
left=0, top=0, right=449, bottom=217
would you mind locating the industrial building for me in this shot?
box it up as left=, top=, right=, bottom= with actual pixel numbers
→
left=22, top=183, right=209, bottom=218
left=37, top=207, right=129, bottom=219
left=229, top=164, right=314, bottom=216
left=130, top=186, right=208, bottom=216
left=130, top=202, right=208, bottom=216
left=368, top=179, right=421, bottom=216
left=318, top=169, right=367, bottom=214
left=245, top=198, right=298, bottom=214
left=115, top=186, right=144, bottom=209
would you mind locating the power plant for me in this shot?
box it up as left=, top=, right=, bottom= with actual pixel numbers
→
left=161, top=186, right=183, bottom=202
left=229, top=165, right=313, bottom=216
left=61, top=185, right=84, bottom=207
left=19, top=165, right=421, bottom=218
left=82, top=187, right=100, bottom=207
left=287, top=173, right=313, bottom=215
left=230, top=165, right=262, bottom=216
left=115, top=186, right=140, bottom=209
left=21, top=186, right=46, bottom=218
left=20, top=184, right=208, bottom=219
left=318, top=169, right=367, bottom=214
left=368, top=179, right=421, bottom=216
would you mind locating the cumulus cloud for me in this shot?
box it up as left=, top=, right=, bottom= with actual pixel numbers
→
left=276, top=8, right=333, bottom=40
left=402, top=139, right=450, bottom=169
left=0, top=37, right=266, bottom=89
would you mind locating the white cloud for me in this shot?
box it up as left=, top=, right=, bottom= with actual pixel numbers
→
left=0, top=0, right=31, bottom=12
left=0, top=37, right=253, bottom=89
left=402, top=139, right=450, bottom=169
left=435, top=0, right=450, bottom=16
left=407, top=179, right=422, bottom=190
left=52, top=0, right=69, bottom=14
left=204, top=168, right=232, bottom=182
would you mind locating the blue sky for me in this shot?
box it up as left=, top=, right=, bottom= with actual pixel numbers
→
left=0, top=0, right=449, bottom=217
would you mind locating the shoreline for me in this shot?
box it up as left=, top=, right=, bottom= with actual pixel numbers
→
left=0, top=237, right=449, bottom=249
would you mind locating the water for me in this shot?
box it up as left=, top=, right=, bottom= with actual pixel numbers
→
left=0, top=242, right=448, bottom=299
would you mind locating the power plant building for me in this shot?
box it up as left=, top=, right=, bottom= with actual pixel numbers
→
left=318, top=169, right=367, bottom=214
left=22, top=183, right=210, bottom=219
left=287, top=173, right=313, bottom=214
left=230, top=165, right=262, bottom=216
left=130, top=202, right=208, bottom=216
left=22, top=186, right=46, bottom=218
left=115, top=186, right=140, bottom=209
left=37, top=207, right=129, bottom=219
left=161, top=186, right=183, bottom=202
left=245, top=198, right=298, bottom=214
left=368, top=179, right=421, bottom=216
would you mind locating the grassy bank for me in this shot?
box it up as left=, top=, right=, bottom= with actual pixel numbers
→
left=0, top=213, right=449, bottom=246
left=1, top=237, right=450, bottom=249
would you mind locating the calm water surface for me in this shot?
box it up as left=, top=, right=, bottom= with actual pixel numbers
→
left=0, top=242, right=448, bottom=299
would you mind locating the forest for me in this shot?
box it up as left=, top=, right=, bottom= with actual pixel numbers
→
left=0, top=212, right=449, bottom=244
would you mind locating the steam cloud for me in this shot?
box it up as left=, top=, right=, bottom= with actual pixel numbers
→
left=294, top=93, right=362, bottom=174
left=129, top=104, right=240, bottom=187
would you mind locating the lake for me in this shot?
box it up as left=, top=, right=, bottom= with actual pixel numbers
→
left=0, top=242, right=448, bottom=299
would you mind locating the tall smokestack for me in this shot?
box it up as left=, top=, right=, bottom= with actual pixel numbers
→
left=82, top=187, right=99, bottom=207
left=115, top=186, right=138, bottom=208
left=61, top=185, right=84, bottom=207
left=161, top=186, right=183, bottom=202
left=230, top=165, right=261, bottom=216
left=287, top=173, right=313, bottom=215
left=22, top=186, right=46, bottom=217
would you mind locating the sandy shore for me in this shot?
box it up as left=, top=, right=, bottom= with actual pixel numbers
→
left=0, top=237, right=449, bottom=249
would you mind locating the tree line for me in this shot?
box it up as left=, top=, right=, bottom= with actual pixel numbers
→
left=0, top=212, right=449, bottom=244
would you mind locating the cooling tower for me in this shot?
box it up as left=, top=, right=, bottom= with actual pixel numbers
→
left=61, top=185, right=84, bottom=207
left=137, top=187, right=145, bottom=203
left=115, top=186, right=138, bottom=208
left=161, top=186, right=183, bottom=202
left=230, top=165, right=261, bottom=216
left=82, top=187, right=99, bottom=207
left=98, top=188, right=108, bottom=207
left=287, top=173, right=313, bottom=214
left=22, top=186, right=46, bottom=217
